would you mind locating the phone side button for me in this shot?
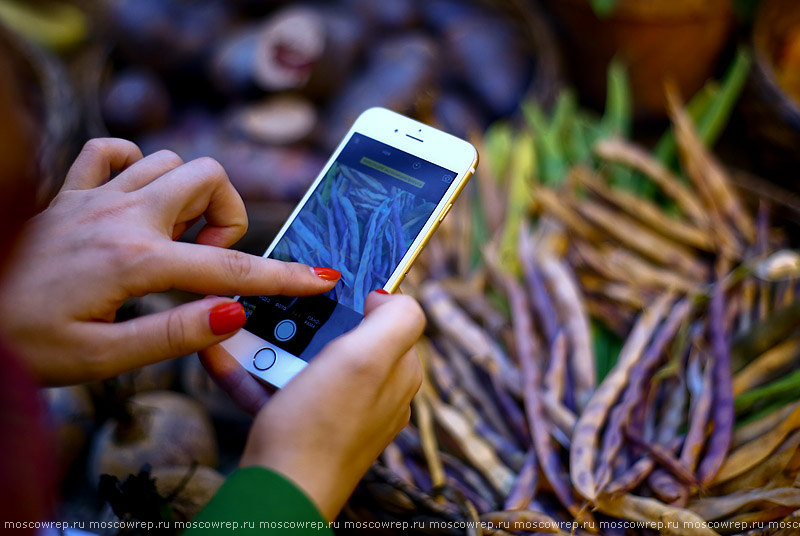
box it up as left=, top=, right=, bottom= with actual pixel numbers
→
left=253, top=348, right=277, bottom=371
left=438, top=203, right=453, bottom=223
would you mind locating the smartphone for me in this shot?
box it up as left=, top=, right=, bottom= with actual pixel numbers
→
left=221, top=107, right=478, bottom=387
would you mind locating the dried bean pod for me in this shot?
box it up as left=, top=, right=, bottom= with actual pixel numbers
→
left=544, top=333, right=568, bottom=404
left=382, top=442, right=414, bottom=485
left=442, top=469, right=493, bottom=515
left=697, top=275, right=734, bottom=486
left=647, top=469, right=686, bottom=505
left=420, top=282, right=516, bottom=390
left=430, top=398, right=514, bottom=495
left=542, top=396, right=577, bottom=438
left=504, top=449, right=538, bottom=511
left=732, top=402, right=800, bottom=448
left=438, top=337, right=516, bottom=443
left=365, top=481, right=417, bottom=514
left=425, top=340, right=459, bottom=400
left=732, top=338, right=800, bottom=396
left=575, top=199, right=707, bottom=281
left=656, top=376, right=687, bottom=445
left=716, top=434, right=800, bottom=494
left=688, top=487, right=800, bottom=522
left=574, top=166, right=714, bottom=251
left=491, top=375, right=532, bottom=448
left=593, top=138, right=709, bottom=229
left=668, top=88, right=755, bottom=244
left=595, top=494, right=718, bottom=536
left=519, top=228, right=559, bottom=346
left=571, top=293, right=673, bottom=502
left=680, top=352, right=714, bottom=473
left=595, top=299, right=692, bottom=494
left=605, top=456, right=655, bottom=496
left=537, top=252, right=595, bottom=412
left=504, top=275, right=591, bottom=526
left=713, top=403, right=800, bottom=485
left=573, top=240, right=697, bottom=295
left=439, top=451, right=499, bottom=510
left=625, top=428, right=696, bottom=487
left=414, top=390, right=446, bottom=491
left=368, top=463, right=460, bottom=518
left=532, top=187, right=601, bottom=242
left=480, top=510, right=561, bottom=534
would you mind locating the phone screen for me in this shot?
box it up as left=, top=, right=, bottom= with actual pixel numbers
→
left=239, top=133, right=456, bottom=362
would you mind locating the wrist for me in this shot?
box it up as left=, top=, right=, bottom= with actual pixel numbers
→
left=240, top=439, right=354, bottom=521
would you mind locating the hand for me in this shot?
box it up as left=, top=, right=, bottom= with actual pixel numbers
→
left=200, top=291, right=425, bottom=520
left=0, top=138, right=339, bottom=386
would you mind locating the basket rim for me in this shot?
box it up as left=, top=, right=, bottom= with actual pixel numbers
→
left=545, top=0, right=734, bottom=21
left=752, top=0, right=800, bottom=123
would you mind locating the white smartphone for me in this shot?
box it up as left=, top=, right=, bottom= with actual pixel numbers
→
left=221, top=107, right=478, bottom=387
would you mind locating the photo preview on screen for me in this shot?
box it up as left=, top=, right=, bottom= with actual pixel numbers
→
left=239, top=133, right=455, bottom=362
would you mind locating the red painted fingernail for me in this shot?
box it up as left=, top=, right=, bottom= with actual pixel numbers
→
left=375, top=288, right=390, bottom=295
left=312, top=266, right=341, bottom=281
left=209, top=302, right=246, bottom=335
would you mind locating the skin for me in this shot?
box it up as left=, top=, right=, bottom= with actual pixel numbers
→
left=208, top=292, right=425, bottom=520
left=0, top=137, right=425, bottom=519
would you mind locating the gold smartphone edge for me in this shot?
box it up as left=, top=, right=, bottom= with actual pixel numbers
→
left=386, top=155, right=478, bottom=293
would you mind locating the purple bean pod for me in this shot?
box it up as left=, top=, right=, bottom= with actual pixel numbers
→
left=697, top=276, right=734, bottom=486
left=594, top=298, right=692, bottom=492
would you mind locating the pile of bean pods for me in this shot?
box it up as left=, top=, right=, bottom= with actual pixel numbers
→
left=343, top=80, right=800, bottom=536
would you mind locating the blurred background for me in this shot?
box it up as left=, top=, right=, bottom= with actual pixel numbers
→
left=5, top=0, right=799, bottom=252
left=4, top=0, right=800, bottom=533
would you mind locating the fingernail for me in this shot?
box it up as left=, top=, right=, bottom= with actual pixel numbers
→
left=375, top=288, right=390, bottom=295
left=312, top=266, right=341, bottom=281
left=209, top=302, right=246, bottom=335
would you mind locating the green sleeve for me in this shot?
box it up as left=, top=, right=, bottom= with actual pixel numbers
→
left=185, top=466, right=333, bottom=535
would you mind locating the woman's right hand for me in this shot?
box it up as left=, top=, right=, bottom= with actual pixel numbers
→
left=200, top=290, right=425, bottom=520
left=0, top=138, right=339, bottom=386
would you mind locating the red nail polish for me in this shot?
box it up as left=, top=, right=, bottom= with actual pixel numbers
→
left=312, top=266, right=341, bottom=281
left=375, top=289, right=390, bottom=295
left=209, top=302, right=246, bottom=335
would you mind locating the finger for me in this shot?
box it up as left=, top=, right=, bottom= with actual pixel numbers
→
left=171, top=216, right=201, bottom=241
left=383, top=347, right=423, bottom=404
left=363, top=289, right=391, bottom=315
left=199, top=345, right=272, bottom=415
left=317, top=293, right=426, bottom=379
left=62, top=138, right=143, bottom=191
left=86, top=297, right=247, bottom=378
left=153, top=243, right=340, bottom=297
left=142, top=157, right=248, bottom=248
left=109, top=150, right=184, bottom=192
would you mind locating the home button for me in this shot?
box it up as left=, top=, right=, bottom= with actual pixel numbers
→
left=253, top=348, right=277, bottom=371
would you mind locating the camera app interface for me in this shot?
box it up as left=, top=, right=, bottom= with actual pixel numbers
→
left=239, top=133, right=456, bottom=362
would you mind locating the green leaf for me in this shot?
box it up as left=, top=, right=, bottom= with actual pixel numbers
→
left=600, top=58, right=632, bottom=139
left=590, top=0, right=620, bottom=18
left=484, top=121, right=514, bottom=182
left=593, top=321, right=623, bottom=382
left=499, top=131, right=536, bottom=272
left=655, top=47, right=751, bottom=168
left=735, top=367, right=800, bottom=415
left=522, top=101, right=566, bottom=186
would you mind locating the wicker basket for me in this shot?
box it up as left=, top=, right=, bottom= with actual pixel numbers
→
left=545, top=0, right=735, bottom=118
left=739, top=0, right=800, bottom=193
left=485, top=0, right=565, bottom=111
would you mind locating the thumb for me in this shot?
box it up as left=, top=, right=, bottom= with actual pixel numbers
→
left=91, top=298, right=247, bottom=377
